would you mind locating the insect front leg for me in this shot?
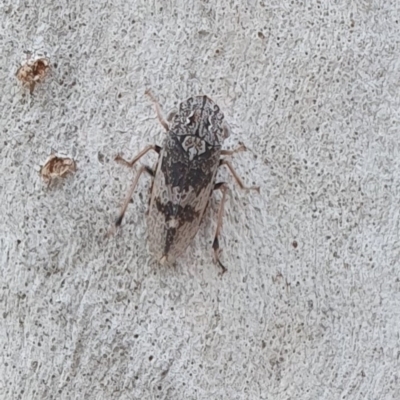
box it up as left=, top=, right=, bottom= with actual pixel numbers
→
left=219, top=159, right=260, bottom=192
left=108, top=165, right=154, bottom=236
left=212, top=182, right=229, bottom=274
left=145, top=89, right=170, bottom=131
left=115, top=145, right=161, bottom=168
left=220, top=143, right=247, bottom=156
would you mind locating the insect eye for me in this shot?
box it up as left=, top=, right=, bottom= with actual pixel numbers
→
left=223, top=123, right=231, bottom=138
left=167, top=110, right=177, bottom=122
left=187, top=111, right=196, bottom=124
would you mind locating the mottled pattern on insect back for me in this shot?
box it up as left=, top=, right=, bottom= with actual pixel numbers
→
left=111, top=92, right=259, bottom=272
left=147, top=96, right=225, bottom=263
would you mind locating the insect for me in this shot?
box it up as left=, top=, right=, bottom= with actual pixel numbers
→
left=40, top=153, right=76, bottom=187
left=111, top=91, right=259, bottom=273
left=16, top=51, right=50, bottom=94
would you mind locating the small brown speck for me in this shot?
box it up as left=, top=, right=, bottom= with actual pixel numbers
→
left=40, top=153, right=76, bottom=187
left=292, top=241, right=298, bottom=248
left=16, top=52, right=50, bottom=94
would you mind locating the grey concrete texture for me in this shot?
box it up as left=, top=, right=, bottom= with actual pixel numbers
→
left=1, top=1, right=399, bottom=399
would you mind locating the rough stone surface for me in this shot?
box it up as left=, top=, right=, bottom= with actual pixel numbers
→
left=1, top=1, right=399, bottom=399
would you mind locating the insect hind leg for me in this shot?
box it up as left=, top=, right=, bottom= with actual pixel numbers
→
left=212, top=163, right=259, bottom=274
left=219, top=159, right=260, bottom=193
left=212, top=182, right=229, bottom=274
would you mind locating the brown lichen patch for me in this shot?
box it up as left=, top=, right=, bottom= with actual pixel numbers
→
left=40, top=154, right=76, bottom=187
left=16, top=53, right=50, bottom=93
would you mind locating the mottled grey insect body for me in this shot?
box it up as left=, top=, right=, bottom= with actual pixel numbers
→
left=147, top=96, right=228, bottom=264
left=111, top=92, right=259, bottom=273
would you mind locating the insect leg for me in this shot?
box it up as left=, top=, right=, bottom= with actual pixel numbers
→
left=220, top=142, right=247, bottom=156
left=145, top=89, right=169, bottom=131
left=108, top=165, right=154, bottom=235
left=212, top=182, right=229, bottom=274
left=219, top=159, right=260, bottom=192
left=115, top=145, right=161, bottom=168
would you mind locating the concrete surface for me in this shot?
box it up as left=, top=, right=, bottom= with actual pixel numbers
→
left=1, top=1, right=400, bottom=399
